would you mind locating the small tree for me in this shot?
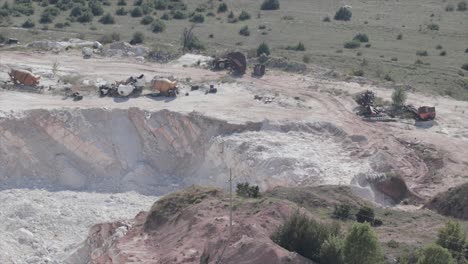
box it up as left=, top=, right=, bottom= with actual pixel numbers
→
left=391, top=86, right=407, bottom=107
left=320, top=235, right=345, bottom=264
left=77, top=9, right=93, bottom=23
left=117, top=0, right=126, bottom=6
left=115, top=7, right=127, bottom=15
left=131, top=31, right=144, bottom=44
left=436, top=221, right=466, bottom=261
left=457, top=1, right=467, bottom=11
left=151, top=19, right=165, bottom=33
left=417, top=244, right=455, bottom=264
left=88, top=0, right=103, bottom=16
left=173, top=10, right=187, bottom=19
left=22, top=18, right=35, bottom=28
left=99, top=13, right=115, bottom=24
left=356, top=206, right=375, bottom=224
left=332, top=204, right=351, bottom=220
left=131, top=7, right=142, bottom=17
left=353, top=33, right=369, bottom=43
left=238, top=10, right=250, bottom=20
left=140, top=15, right=153, bottom=25
left=257, top=42, right=270, bottom=56
left=154, top=0, right=166, bottom=10
left=334, top=7, right=352, bottom=21
left=190, top=14, right=204, bottom=23
left=261, top=0, right=280, bottom=10
left=344, top=223, right=384, bottom=264
left=217, top=2, right=227, bottom=13
left=181, top=24, right=205, bottom=51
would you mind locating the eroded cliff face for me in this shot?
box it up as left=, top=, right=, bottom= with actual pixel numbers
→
left=0, top=108, right=376, bottom=196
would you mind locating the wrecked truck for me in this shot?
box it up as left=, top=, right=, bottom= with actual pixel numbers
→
left=99, top=74, right=145, bottom=97
left=151, top=78, right=179, bottom=97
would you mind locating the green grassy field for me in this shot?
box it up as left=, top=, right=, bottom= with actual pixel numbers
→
left=1, top=0, right=467, bottom=99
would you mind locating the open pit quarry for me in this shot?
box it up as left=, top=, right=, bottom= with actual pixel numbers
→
left=0, top=50, right=468, bottom=263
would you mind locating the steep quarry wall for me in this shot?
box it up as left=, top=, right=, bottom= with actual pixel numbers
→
left=0, top=108, right=376, bottom=195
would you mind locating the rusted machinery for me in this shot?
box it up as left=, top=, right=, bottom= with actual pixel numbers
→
left=355, top=90, right=393, bottom=122
left=253, top=64, right=266, bottom=77
left=151, top=78, right=179, bottom=97
left=212, top=52, right=247, bottom=75
left=404, top=105, right=436, bottom=121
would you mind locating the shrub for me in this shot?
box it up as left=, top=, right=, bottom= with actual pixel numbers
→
left=131, top=31, right=144, bottom=44
left=115, top=7, right=127, bottom=15
left=272, top=211, right=340, bottom=262
left=416, top=50, right=428, bottom=56
left=356, top=206, right=375, bottom=223
left=436, top=220, right=467, bottom=260
left=141, top=3, right=152, bottom=15
left=22, top=18, right=35, bottom=28
left=140, top=15, right=153, bottom=25
left=151, top=19, right=165, bottom=33
left=236, top=182, right=259, bottom=198
left=99, top=32, right=120, bottom=44
left=11, top=2, right=35, bottom=16
left=190, top=13, right=204, bottom=23
left=117, top=0, right=126, bottom=6
left=427, top=23, right=439, bottom=30
left=436, top=44, right=443, bottom=50
left=70, top=5, right=84, bottom=17
left=195, top=4, right=206, bottom=12
left=457, top=1, right=467, bottom=11
left=239, top=25, right=250, bottom=36
left=343, top=223, right=384, bottom=264
left=257, top=42, right=270, bottom=56
left=131, top=7, right=142, bottom=17
left=303, top=55, right=311, bottom=63
left=88, top=0, right=103, bottom=16
left=0, top=33, right=5, bottom=43
left=387, top=240, right=399, bottom=248
left=344, top=40, right=360, bottom=49
left=40, top=12, right=54, bottom=23
left=417, top=244, right=455, bottom=264
left=154, top=0, right=166, bottom=10
left=392, top=86, right=407, bottom=107
left=172, top=10, right=186, bottom=19
left=440, top=51, right=446, bottom=56
left=384, top=73, right=393, bottom=81
left=465, top=48, right=468, bottom=53
left=217, top=2, right=227, bottom=13
left=332, top=204, right=351, bottom=220
left=334, top=6, right=352, bottom=21
left=415, top=59, right=424, bottom=65
left=320, top=236, right=345, bottom=264
left=99, top=13, right=114, bottom=24
left=238, top=10, right=250, bottom=20
left=364, top=43, right=371, bottom=48
left=352, top=69, right=364, bottom=76
left=353, top=33, right=369, bottom=43
left=181, top=26, right=205, bottom=51
left=287, top=42, right=306, bottom=51
left=43, top=6, right=60, bottom=16
left=161, top=12, right=170, bottom=20
left=322, top=15, right=331, bottom=22
left=133, top=0, right=142, bottom=6
left=446, top=4, right=455, bottom=11
left=462, top=63, right=468, bottom=71
left=261, top=0, right=279, bottom=10
left=397, top=33, right=403, bottom=40
left=258, top=25, right=266, bottom=29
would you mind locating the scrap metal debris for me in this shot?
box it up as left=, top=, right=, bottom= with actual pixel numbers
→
left=99, top=74, right=145, bottom=97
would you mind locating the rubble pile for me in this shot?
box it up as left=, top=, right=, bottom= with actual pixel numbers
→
left=104, top=42, right=150, bottom=57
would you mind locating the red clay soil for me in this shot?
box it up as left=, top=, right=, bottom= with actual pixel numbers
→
left=73, top=186, right=314, bottom=264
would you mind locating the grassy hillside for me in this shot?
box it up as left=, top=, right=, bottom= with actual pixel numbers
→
left=0, top=0, right=467, bottom=99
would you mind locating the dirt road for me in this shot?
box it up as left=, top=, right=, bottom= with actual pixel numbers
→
left=1, top=50, right=467, bottom=199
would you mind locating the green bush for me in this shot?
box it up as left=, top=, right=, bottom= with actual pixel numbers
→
left=392, top=86, right=407, bottom=107
left=99, top=32, right=120, bottom=44
left=322, top=16, right=331, bottom=22
left=70, top=5, right=84, bottom=17
left=303, top=54, right=311, bottom=63
left=172, top=10, right=186, bottom=19
left=43, top=6, right=60, bottom=16
left=22, top=18, right=35, bottom=28
left=131, top=7, right=142, bottom=17
left=344, top=40, right=361, bottom=49
left=353, top=33, right=369, bottom=43
left=195, top=4, right=206, bottom=12
left=397, top=33, right=403, bottom=40
left=457, top=1, right=467, bottom=11
left=217, top=2, right=227, bottom=13
left=39, top=12, right=54, bottom=23
left=88, top=0, right=103, bottom=16
left=446, top=4, right=455, bottom=11
left=332, top=204, right=351, bottom=220
left=140, top=15, right=153, bottom=25
left=131, top=31, right=144, bottom=44
left=416, top=50, right=428, bottom=56
left=417, top=244, right=455, bottom=264
left=238, top=25, right=250, bottom=36
left=117, top=0, right=126, bottom=6
left=154, top=0, right=166, bottom=10
left=387, top=240, right=400, bottom=248
left=55, top=0, right=73, bottom=11
left=462, top=63, right=468, bottom=71
left=320, top=236, right=345, bottom=264
left=343, top=223, right=384, bottom=264
left=55, top=22, right=65, bottom=28
left=286, top=42, right=306, bottom=51
left=190, top=13, right=204, bottom=23
left=257, top=42, right=270, bottom=56
left=436, top=220, right=467, bottom=261
left=141, top=3, right=152, bottom=14
left=272, top=211, right=340, bottom=262
left=261, top=0, right=279, bottom=10
left=356, top=206, right=375, bottom=223
left=436, top=44, right=443, bottom=50
left=236, top=182, right=259, bottom=198
left=427, top=23, right=439, bottom=30
left=77, top=9, right=93, bottom=22
left=99, top=13, right=114, bottom=24
left=334, top=6, right=352, bottom=21
left=238, top=10, right=250, bottom=20
left=151, top=19, right=165, bottom=33
left=11, top=2, right=35, bottom=16
left=133, top=0, right=142, bottom=6
left=115, top=7, right=127, bottom=15
left=161, top=12, right=170, bottom=20
left=440, top=51, right=447, bottom=56
left=0, top=33, right=5, bottom=43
